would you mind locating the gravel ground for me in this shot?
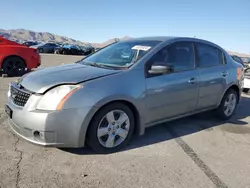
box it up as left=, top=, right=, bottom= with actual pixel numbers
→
left=1, top=54, right=250, bottom=188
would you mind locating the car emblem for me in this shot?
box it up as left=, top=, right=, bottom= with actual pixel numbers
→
left=15, top=78, right=22, bottom=88
left=11, top=92, right=17, bottom=99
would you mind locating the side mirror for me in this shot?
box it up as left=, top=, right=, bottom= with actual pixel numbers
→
left=148, top=64, right=173, bottom=75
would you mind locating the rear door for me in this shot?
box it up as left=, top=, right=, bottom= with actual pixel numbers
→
left=195, top=42, right=228, bottom=109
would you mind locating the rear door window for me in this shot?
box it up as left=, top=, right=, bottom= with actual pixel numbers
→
left=196, top=43, right=222, bottom=67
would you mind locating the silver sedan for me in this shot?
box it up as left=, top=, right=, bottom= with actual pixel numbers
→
left=5, top=37, right=244, bottom=153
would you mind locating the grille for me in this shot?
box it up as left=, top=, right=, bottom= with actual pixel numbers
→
left=10, top=86, right=31, bottom=107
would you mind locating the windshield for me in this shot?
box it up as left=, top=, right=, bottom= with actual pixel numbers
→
left=80, top=40, right=161, bottom=68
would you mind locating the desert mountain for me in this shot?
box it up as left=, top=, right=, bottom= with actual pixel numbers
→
left=0, top=29, right=131, bottom=48
left=0, top=29, right=249, bottom=57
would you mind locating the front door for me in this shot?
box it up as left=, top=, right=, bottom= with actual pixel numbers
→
left=145, top=42, right=199, bottom=124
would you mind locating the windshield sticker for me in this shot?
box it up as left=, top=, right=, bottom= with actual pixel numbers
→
left=132, top=45, right=151, bottom=51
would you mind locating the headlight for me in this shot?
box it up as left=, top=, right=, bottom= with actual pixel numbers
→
left=36, top=85, right=82, bottom=111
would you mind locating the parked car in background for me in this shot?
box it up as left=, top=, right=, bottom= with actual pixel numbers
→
left=55, top=42, right=64, bottom=46
left=30, top=42, right=59, bottom=53
left=243, top=68, right=250, bottom=92
left=242, top=57, right=250, bottom=68
left=94, top=47, right=101, bottom=52
left=242, top=57, right=250, bottom=63
left=54, top=44, right=94, bottom=55
left=85, top=45, right=95, bottom=55
left=231, top=56, right=250, bottom=92
left=22, top=41, right=39, bottom=47
left=231, top=55, right=245, bottom=66
left=0, top=36, right=40, bottom=76
left=54, top=44, right=84, bottom=55
left=5, top=37, right=243, bottom=153
left=79, top=45, right=94, bottom=55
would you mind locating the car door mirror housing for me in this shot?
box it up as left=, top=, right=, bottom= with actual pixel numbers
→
left=148, top=65, right=173, bottom=75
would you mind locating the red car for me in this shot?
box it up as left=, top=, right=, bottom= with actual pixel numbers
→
left=0, top=36, right=40, bottom=76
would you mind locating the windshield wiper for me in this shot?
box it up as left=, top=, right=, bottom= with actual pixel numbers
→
left=84, top=61, right=117, bottom=69
left=84, top=61, right=99, bottom=67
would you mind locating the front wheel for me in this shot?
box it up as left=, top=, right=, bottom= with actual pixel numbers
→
left=216, top=89, right=238, bottom=120
left=87, top=102, right=134, bottom=153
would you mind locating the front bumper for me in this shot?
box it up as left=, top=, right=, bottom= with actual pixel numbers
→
left=6, top=95, right=94, bottom=148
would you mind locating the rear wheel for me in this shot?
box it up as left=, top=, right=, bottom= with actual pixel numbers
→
left=2, top=56, right=27, bottom=77
left=216, top=89, right=238, bottom=120
left=87, top=102, right=134, bottom=153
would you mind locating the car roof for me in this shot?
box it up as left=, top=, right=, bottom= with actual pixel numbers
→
left=129, top=36, right=176, bottom=41
left=128, top=36, right=213, bottom=43
left=125, top=36, right=225, bottom=51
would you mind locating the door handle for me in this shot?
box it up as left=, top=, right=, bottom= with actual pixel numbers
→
left=188, top=78, right=196, bottom=84
left=221, top=71, right=229, bottom=77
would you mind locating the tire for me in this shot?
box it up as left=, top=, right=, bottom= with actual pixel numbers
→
left=87, top=102, right=135, bottom=153
left=243, top=88, right=249, bottom=93
left=215, top=89, right=238, bottom=120
left=2, top=56, right=27, bottom=77
left=38, top=48, right=44, bottom=53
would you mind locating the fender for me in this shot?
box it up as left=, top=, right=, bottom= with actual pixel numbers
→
left=77, top=95, right=146, bottom=147
left=217, top=82, right=241, bottom=107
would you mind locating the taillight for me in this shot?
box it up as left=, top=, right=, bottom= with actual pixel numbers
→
left=237, top=67, right=244, bottom=80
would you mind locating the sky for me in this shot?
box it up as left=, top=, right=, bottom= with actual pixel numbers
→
left=1, top=0, right=249, bottom=53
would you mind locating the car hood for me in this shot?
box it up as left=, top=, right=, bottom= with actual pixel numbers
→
left=19, top=63, right=121, bottom=93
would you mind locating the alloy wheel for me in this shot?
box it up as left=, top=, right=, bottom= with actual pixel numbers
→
left=97, top=110, right=130, bottom=148
left=4, top=59, right=26, bottom=76
left=223, top=93, right=237, bottom=116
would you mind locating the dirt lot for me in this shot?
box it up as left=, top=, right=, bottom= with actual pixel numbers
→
left=1, top=54, right=250, bottom=188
